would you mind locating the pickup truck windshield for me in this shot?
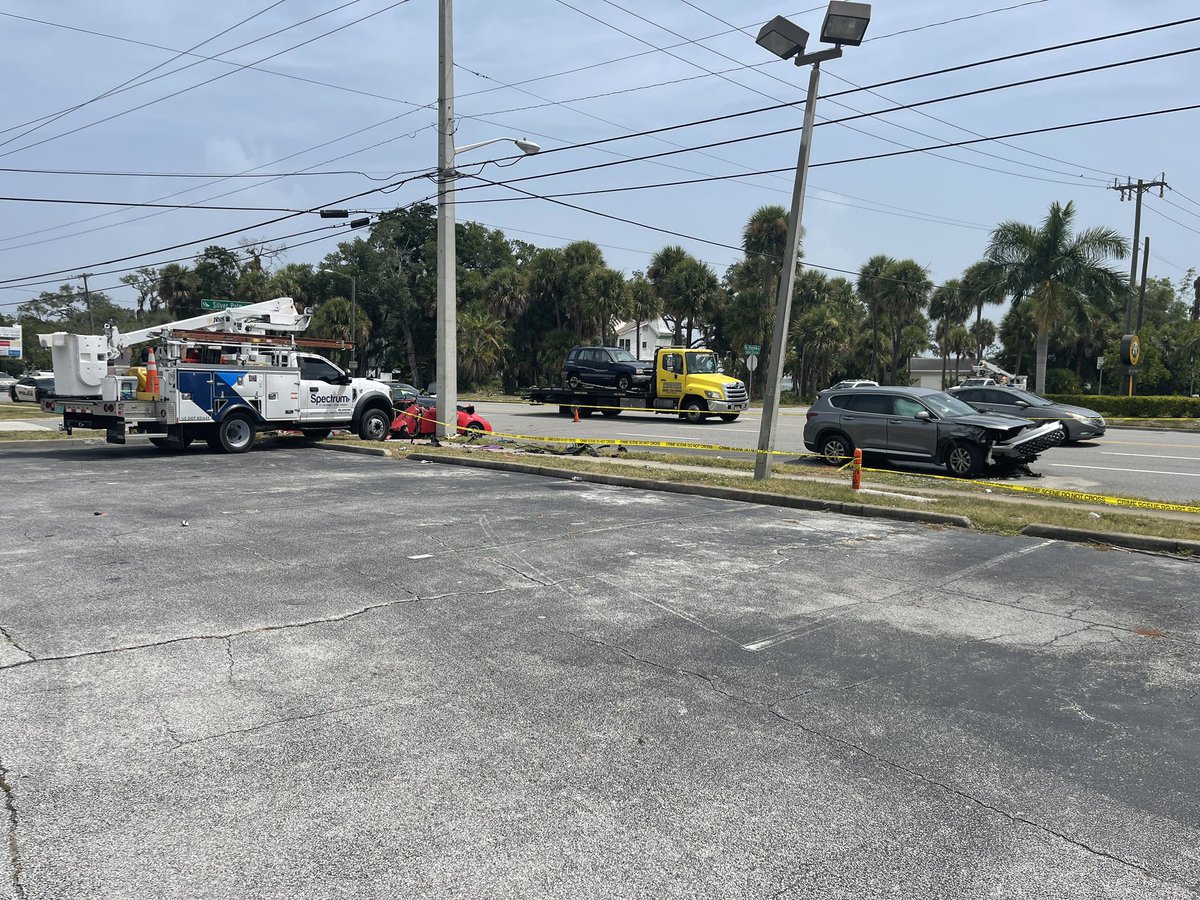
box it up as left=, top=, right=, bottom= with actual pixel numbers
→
left=685, top=352, right=716, bottom=374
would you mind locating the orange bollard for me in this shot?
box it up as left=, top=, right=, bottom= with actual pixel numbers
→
left=145, top=348, right=160, bottom=398
left=572, top=406, right=580, bottom=423
left=851, top=448, right=862, bottom=490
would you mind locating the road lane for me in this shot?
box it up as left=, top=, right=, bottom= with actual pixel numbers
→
left=469, top=400, right=1200, bottom=504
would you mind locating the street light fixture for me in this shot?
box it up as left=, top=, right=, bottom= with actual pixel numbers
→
left=319, top=268, right=357, bottom=374
left=820, top=1, right=871, bottom=45
left=752, top=2, right=871, bottom=482
left=437, top=1, right=542, bottom=439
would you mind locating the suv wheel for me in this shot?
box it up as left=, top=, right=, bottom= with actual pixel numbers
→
left=819, top=432, right=853, bottom=466
left=945, top=441, right=983, bottom=477
left=616, top=374, right=632, bottom=392
left=567, top=373, right=582, bottom=389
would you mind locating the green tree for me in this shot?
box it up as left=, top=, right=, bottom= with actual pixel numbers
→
left=856, top=254, right=895, bottom=382
left=985, top=200, right=1127, bottom=393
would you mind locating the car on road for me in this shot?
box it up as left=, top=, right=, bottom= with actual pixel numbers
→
left=826, top=379, right=878, bottom=391
left=390, top=401, right=492, bottom=438
left=388, top=382, right=421, bottom=405
left=803, top=385, right=1064, bottom=477
left=561, top=346, right=653, bottom=392
left=949, top=384, right=1106, bottom=443
left=10, top=374, right=55, bottom=403
left=0, top=371, right=17, bottom=392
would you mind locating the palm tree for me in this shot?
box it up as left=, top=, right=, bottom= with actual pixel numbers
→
left=857, top=254, right=894, bottom=382
left=741, top=205, right=790, bottom=301
left=878, top=259, right=933, bottom=384
left=960, top=260, right=1006, bottom=360
left=985, top=200, right=1127, bottom=393
left=929, top=279, right=968, bottom=388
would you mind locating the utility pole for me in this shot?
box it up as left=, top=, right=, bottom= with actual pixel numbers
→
left=435, top=0, right=457, bottom=440
left=81, top=272, right=94, bottom=334
left=1109, top=174, right=1167, bottom=394
left=1135, top=236, right=1149, bottom=332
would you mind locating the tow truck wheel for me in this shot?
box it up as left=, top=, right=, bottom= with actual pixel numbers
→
left=601, top=408, right=621, bottom=417
left=945, top=441, right=983, bottom=478
left=217, top=413, right=257, bottom=454
left=682, top=399, right=707, bottom=424
left=358, top=408, right=390, bottom=441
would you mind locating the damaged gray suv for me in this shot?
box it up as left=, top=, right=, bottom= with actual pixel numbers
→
left=803, top=385, right=1064, bottom=477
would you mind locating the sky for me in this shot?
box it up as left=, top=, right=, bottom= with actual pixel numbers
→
left=1, top=0, right=1198, bottom=317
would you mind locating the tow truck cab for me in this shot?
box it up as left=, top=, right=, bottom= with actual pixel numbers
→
left=653, top=347, right=749, bottom=422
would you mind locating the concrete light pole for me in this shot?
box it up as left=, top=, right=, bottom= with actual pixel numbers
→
left=436, top=0, right=539, bottom=437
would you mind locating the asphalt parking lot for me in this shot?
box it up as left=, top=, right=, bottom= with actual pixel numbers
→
left=1, top=443, right=1198, bottom=899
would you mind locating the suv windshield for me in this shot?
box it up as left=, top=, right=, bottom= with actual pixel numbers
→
left=685, top=352, right=716, bottom=373
left=608, top=348, right=637, bottom=363
left=922, top=391, right=981, bottom=417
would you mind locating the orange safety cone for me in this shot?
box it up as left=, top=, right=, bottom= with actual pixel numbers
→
left=146, top=348, right=160, bottom=398
left=572, top=406, right=580, bottom=423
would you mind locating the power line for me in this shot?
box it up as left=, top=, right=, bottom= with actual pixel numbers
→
left=0, top=0, right=413, bottom=160
left=450, top=101, right=1200, bottom=203
left=0, top=175, right=432, bottom=287
left=9, top=15, right=1191, bottom=254
left=0, top=121, right=436, bottom=252
left=0, top=0, right=293, bottom=147
left=664, top=0, right=1118, bottom=185
left=0, top=8, right=432, bottom=126
left=0, top=196, right=370, bottom=214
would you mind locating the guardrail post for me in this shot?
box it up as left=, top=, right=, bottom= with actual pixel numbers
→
left=851, top=448, right=862, bottom=490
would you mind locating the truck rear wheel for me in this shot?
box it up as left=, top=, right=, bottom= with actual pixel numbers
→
left=681, top=399, right=708, bottom=424
left=358, top=408, right=390, bottom=441
left=601, top=408, right=621, bottom=417
left=217, top=413, right=256, bottom=454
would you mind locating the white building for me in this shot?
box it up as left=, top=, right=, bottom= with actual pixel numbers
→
left=908, top=356, right=981, bottom=390
left=613, top=318, right=675, bottom=359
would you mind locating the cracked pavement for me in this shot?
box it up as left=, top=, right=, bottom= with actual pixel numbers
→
left=0, top=443, right=1197, bottom=899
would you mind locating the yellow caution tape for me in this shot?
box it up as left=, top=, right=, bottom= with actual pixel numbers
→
left=401, top=411, right=1199, bottom=516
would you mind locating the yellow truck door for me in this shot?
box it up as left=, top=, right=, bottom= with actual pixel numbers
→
left=658, top=350, right=684, bottom=402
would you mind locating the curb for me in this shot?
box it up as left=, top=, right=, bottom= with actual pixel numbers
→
left=407, top=453, right=973, bottom=529
left=313, top=442, right=390, bottom=458
left=1020, top=523, right=1200, bottom=555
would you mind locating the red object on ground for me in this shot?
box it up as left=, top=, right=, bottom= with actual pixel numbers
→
left=851, top=448, right=863, bottom=490
left=390, top=402, right=492, bottom=438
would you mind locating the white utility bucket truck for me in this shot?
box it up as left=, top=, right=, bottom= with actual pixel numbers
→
left=38, top=297, right=393, bottom=453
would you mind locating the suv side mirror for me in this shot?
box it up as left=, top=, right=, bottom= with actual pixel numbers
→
left=914, top=410, right=933, bottom=421
left=1013, top=399, right=1029, bottom=408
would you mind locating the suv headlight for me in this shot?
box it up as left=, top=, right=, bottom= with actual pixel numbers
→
left=704, top=390, right=723, bottom=400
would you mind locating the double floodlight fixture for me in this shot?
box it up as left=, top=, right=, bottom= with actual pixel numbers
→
left=757, top=2, right=871, bottom=63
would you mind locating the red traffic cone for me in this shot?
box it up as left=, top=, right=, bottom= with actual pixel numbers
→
left=572, top=406, right=580, bottom=423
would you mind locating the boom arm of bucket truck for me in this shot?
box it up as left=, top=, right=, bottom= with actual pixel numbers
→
left=105, top=297, right=312, bottom=356
left=972, top=359, right=1027, bottom=389
left=39, top=297, right=313, bottom=397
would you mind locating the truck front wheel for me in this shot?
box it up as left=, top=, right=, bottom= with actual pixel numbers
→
left=681, top=399, right=708, bottom=424
left=358, top=408, right=390, bottom=441
left=217, top=413, right=257, bottom=454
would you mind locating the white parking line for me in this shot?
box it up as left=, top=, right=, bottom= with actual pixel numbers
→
left=1044, top=463, right=1200, bottom=477
left=1101, top=451, right=1200, bottom=461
